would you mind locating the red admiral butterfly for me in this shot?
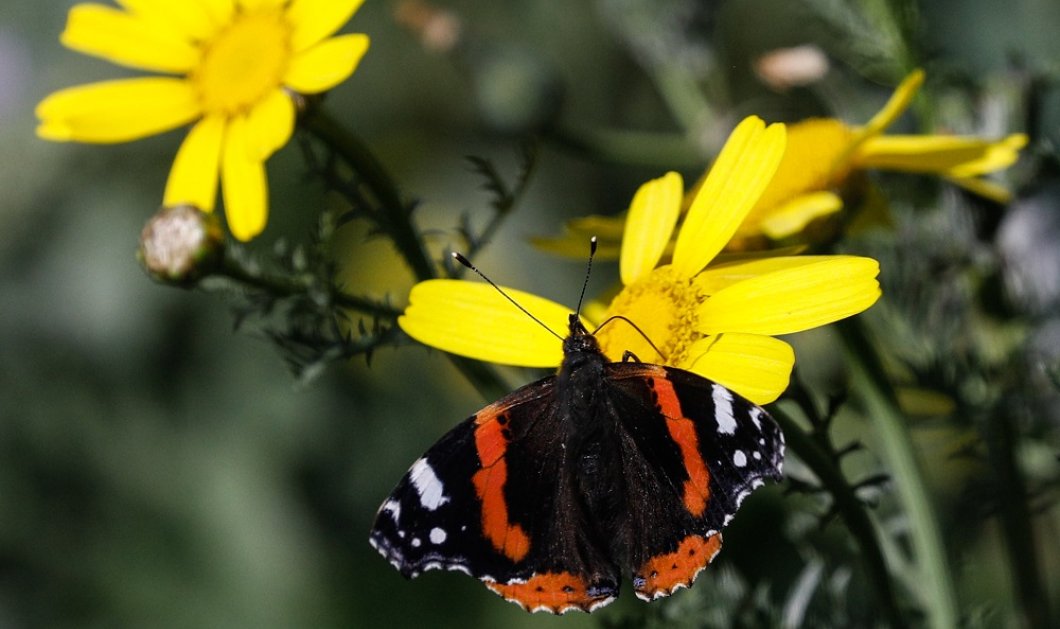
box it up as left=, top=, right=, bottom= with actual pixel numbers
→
left=370, top=253, right=785, bottom=614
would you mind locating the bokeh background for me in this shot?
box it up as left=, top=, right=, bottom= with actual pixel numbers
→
left=2, top=0, right=1058, bottom=627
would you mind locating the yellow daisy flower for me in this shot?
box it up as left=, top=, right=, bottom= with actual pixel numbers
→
left=737, top=69, right=1027, bottom=243
left=400, top=117, right=882, bottom=405
left=36, top=0, right=370, bottom=241
left=536, top=70, right=1026, bottom=256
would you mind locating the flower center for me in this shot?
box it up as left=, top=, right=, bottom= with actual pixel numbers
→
left=596, top=265, right=705, bottom=366
left=192, top=9, right=291, bottom=115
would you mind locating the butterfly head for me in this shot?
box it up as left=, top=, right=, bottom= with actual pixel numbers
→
left=564, top=314, right=602, bottom=358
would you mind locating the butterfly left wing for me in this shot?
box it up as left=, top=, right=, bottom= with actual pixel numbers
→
left=369, top=376, right=622, bottom=614
left=602, top=362, right=785, bottom=601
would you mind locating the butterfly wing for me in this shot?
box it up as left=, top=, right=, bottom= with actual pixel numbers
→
left=603, top=362, right=784, bottom=601
left=369, top=375, right=620, bottom=614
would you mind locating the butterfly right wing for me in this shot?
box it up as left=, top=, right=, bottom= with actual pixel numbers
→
left=603, top=362, right=785, bottom=601
left=369, top=375, right=620, bottom=613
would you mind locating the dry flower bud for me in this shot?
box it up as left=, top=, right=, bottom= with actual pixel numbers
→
left=754, top=45, right=830, bottom=92
left=395, top=0, right=463, bottom=53
left=139, top=205, right=223, bottom=283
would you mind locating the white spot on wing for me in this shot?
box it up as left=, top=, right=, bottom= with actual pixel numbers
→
left=410, top=458, right=449, bottom=510
left=753, top=451, right=762, bottom=460
left=429, top=527, right=447, bottom=544
left=712, top=384, right=737, bottom=434
left=733, top=450, right=747, bottom=467
left=411, top=537, right=422, bottom=548
left=749, top=406, right=763, bottom=430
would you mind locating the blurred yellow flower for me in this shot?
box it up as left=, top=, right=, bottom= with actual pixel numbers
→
left=537, top=70, right=1026, bottom=255
left=737, top=69, right=1027, bottom=244
left=400, top=117, right=882, bottom=405
left=36, top=0, right=370, bottom=241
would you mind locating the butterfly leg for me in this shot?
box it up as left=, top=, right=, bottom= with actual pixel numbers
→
left=621, top=350, right=642, bottom=363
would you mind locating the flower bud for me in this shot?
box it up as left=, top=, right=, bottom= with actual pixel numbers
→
left=754, top=45, right=830, bottom=92
left=138, top=205, right=224, bottom=283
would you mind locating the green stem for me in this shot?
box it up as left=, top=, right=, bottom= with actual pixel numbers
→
left=771, top=408, right=905, bottom=627
left=651, top=63, right=715, bottom=137
left=985, top=404, right=1052, bottom=629
left=302, top=106, right=436, bottom=282
left=301, top=106, right=513, bottom=400
left=215, top=251, right=402, bottom=319
left=546, top=123, right=703, bottom=169
left=838, top=318, right=958, bottom=629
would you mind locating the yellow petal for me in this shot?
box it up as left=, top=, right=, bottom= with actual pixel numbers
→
left=696, top=255, right=845, bottom=295
left=620, top=172, right=682, bottom=286
left=60, top=4, right=199, bottom=73
left=36, top=78, right=200, bottom=143
left=115, top=0, right=218, bottom=41
left=685, top=333, right=794, bottom=405
left=237, top=0, right=286, bottom=10
left=400, top=280, right=576, bottom=368
left=744, top=118, right=854, bottom=220
left=197, top=0, right=235, bottom=27
left=855, top=133, right=1027, bottom=175
left=221, top=116, right=268, bottom=240
left=164, top=115, right=226, bottom=211
left=244, top=89, right=295, bottom=160
left=287, top=0, right=366, bottom=53
left=284, top=33, right=370, bottom=94
left=947, top=133, right=1027, bottom=177
left=945, top=176, right=1013, bottom=204
left=857, top=69, right=924, bottom=141
left=698, top=256, right=881, bottom=336
left=672, top=116, right=786, bottom=278
left=758, top=191, right=843, bottom=239
left=531, top=215, right=625, bottom=260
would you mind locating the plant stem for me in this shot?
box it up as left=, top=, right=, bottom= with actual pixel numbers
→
left=302, top=106, right=436, bottom=282
left=838, top=318, right=958, bottom=629
left=771, top=408, right=905, bottom=627
left=985, top=404, right=1052, bottom=629
left=301, top=105, right=513, bottom=400
left=215, top=251, right=402, bottom=319
left=547, top=123, right=703, bottom=169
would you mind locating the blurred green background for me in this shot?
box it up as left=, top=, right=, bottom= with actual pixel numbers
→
left=2, top=0, right=1058, bottom=627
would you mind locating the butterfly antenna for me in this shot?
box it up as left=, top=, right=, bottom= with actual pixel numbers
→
left=451, top=252, right=564, bottom=341
left=574, top=236, right=597, bottom=317
left=592, top=315, right=669, bottom=361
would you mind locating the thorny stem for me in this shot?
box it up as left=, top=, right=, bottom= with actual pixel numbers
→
left=838, top=318, right=958, bottom=629
left=215, top=250, right=402, bottom=319
left=771, top=408, right=905, bottom=627
left=301, top=105, right=512, bottom=400
left=302, top=106, right=435, bottom=283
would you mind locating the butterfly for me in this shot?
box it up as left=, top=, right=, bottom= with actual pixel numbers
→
left=370, top=311, right=784, bottom=613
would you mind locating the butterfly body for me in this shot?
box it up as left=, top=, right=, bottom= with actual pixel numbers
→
left=370, top=315, right=784, bottom=613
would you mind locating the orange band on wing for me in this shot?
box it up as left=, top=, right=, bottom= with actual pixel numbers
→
left=486, top=571, right=614, bottom=613
left=633, top=534, right=722, bottom=600
left=652, top=377, right=712, bottom=516
left=472, top=410, right=530, bottom=562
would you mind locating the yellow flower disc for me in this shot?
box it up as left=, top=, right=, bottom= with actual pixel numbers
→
left=596, top=265, right=705, bottom=366
left=193, top=10, right=291, bottom=114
